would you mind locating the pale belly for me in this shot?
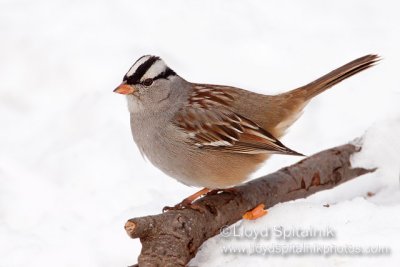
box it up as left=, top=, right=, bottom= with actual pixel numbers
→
left=130, top=116, right=267, bottom=189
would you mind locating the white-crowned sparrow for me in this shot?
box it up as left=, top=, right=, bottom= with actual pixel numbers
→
left=114, top=54, right=378, bottom=209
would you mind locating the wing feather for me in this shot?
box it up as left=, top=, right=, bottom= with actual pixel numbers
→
left=174, top=85, right=303, bottom=156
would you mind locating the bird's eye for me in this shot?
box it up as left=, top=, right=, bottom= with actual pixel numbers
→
left=142, top=78, right=153, bottom=86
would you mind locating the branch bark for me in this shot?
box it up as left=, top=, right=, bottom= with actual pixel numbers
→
left=125, top=143, right=375, bottom=266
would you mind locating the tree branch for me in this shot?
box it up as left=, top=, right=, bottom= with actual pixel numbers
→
left=125, top=143, right=375, bottom=266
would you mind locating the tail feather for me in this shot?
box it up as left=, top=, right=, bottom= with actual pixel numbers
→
left=265, top=54, right=379, bottom=138
left=290, top=54, right=380, bottom=100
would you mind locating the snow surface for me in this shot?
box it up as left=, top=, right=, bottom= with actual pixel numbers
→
left=1, top=0, right=399, bottom=266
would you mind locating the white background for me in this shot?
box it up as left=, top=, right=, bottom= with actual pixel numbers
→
left=0, top=0, right=399, bottom=266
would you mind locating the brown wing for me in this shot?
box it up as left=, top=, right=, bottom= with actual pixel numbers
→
left=174, top=85, right=303, bottom=155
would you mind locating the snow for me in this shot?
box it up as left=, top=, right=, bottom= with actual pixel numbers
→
left=192, top=117, right=400, bottom=266
left=1, top=0, right=399, bottom=266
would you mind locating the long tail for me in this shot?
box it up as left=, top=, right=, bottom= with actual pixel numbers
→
left=265, top=54, right=380, bottom=138
left=290, top=54, right=380, bottom=100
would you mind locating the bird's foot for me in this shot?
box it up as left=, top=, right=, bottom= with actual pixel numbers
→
left=162, top=187, right=210, bottom=213
left=162, top=201, right=206, bottom=213
left=242, top=203, right=268, bottom=220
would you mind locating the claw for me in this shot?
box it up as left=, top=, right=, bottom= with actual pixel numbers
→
left=162, top=202, right=207, bottom=213
left=162, top=188, right=210, bottom=213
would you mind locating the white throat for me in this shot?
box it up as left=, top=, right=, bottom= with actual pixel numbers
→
left=126, top=95, right=144, bottom=113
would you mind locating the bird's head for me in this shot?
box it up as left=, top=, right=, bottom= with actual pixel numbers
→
left=114, top=55, right=186, bottom=113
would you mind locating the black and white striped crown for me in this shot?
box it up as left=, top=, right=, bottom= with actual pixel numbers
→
left=124, top=55, right=176, bottom=85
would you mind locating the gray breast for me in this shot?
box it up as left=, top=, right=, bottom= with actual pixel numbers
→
left=129, top=112, right=199, bottom=186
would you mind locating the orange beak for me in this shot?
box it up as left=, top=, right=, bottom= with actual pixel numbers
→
left=113, top=83, right=136, bottom=95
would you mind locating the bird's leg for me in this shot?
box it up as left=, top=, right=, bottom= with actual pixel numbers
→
left=163, top=187, right=210, bottom=212
left=242, top=203, right=268, bottom=220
